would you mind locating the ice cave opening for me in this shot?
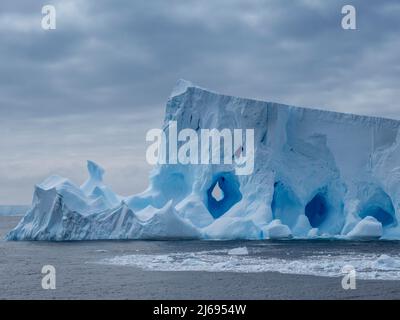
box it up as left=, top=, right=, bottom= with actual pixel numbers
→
left=271, top=181, right=301, bottom=227
left=360, top=205, right=395, bottom=227
left=305, top=192, right=329, bottom=228
left=358, top=189, right=397, bottom=227
left=206, top=172, right=242, bottom=219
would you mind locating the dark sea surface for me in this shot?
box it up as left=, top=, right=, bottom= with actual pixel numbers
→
left=1, top=216, right=399, bottom=299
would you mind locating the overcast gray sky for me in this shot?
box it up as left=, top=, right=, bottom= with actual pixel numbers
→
left=0, top=0, right=399, bottom=204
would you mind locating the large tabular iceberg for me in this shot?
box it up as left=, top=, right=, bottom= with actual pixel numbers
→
left=7, top=80, right=400, bottom=240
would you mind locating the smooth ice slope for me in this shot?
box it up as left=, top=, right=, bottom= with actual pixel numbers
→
left=7, top=80, right=400, bottom=240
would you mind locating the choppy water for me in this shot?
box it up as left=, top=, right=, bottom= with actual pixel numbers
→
left=1, top=216, right=400, bottom=299
left=98, top=247, right=400, bottom=280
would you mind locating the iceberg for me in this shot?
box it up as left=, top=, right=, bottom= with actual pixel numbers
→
left=7, top=79, right=400, bottom=240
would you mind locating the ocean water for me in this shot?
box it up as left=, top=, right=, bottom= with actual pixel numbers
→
left=1, top=216, right=400, bottom=299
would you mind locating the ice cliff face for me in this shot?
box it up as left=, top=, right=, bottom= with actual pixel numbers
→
left=7, top=80, right=400, bottom=240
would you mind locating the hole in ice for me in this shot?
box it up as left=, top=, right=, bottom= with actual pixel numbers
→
left=360, top=206, right=395, bottom=227
left=271, top=181, right=301, bottom=227
left=305, top=192, right=328, bottom=228
left=359, top=189, right=396, bottom=227
left=211, top=181, right=224, bottom=202
left=206, top=173, right=242, bottom=219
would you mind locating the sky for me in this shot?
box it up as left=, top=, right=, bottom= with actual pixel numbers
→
left=0, top=0, right=399, bottom=204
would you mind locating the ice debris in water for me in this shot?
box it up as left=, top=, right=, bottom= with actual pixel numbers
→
left=228, top=247, right=249, bottom=255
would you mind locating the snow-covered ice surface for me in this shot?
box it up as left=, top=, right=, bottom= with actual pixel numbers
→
left=7, top=79, right=400, bottom=240
left=98, top=249, right=400, bottom=280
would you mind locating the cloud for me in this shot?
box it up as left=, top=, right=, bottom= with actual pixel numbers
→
left=0, top=0, right=399, bottom=203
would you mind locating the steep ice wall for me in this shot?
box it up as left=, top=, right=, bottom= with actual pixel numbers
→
left=7, top=80, right=400, bottom=240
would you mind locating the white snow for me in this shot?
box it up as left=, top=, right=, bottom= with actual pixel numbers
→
left=346, top=216, right=383, bottom=240
left=169, top=79, right=193, bottom=98
left=263, top=219, right=293, bottom=239
left=7, top=79, right=400, bottom=240
left=175, top=194, right=214, bottom=228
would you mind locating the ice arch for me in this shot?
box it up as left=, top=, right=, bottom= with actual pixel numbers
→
left=206, top=172, right=242, bottom=219
left=360, top=206, right=395, bottom=226
left=305, top=192, right=329, bottom=228
left=271, top=181, right=301, bottom=227
left=359, top=190, right=396, bottom=227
